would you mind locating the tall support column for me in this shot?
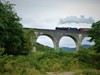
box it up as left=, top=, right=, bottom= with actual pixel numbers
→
left=76, top=34, right=83, bottom=51
left=76, top=41, right=81, bottom=51
left=53, top=36, right=60, bottom=50
left=54, top=39, right=59, bottom=50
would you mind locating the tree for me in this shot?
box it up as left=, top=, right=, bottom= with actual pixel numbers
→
left=23, top=29, right=36, bottom=54
left=0, top=0, right=25, bottom=55
left=88, top=21, right=100, bottom=53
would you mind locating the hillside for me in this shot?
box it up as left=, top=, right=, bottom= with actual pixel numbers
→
left=60, top=44, right=93, bottom=52
left=35, top=42, right=54, bottom=51
left=35, top=43, right=93, bottom=52
left=0, top=43, right=100, bottom=75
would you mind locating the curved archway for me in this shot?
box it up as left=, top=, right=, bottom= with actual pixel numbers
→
left=82, top=37, right=95, bottom=48
left=59, top=36, right=77, bottom=51
left=36, top=35, right=54, bottom=48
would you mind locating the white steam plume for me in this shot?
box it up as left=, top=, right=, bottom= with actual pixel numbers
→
left=60, top=15, right=95, bottom=24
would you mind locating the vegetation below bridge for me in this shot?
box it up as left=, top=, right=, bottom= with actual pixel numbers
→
left=0, top=0, right=100, bottom=75
left=0, top=44, right=100, bottom=75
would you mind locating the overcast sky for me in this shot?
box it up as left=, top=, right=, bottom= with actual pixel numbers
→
left=6, top=0, right=99, bottom=47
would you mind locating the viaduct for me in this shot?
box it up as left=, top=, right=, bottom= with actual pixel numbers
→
left=25, top=28, right=88, bottom=51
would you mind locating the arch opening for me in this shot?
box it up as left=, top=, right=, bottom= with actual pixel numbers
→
left=82, top=37, right=95, bottom=48
left=59, top=36, right=76, bottom=51
left=36, top=35, right=54, bottom=48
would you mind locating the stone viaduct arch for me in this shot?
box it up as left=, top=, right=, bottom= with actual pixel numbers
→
left=59, top=35, right=77, bottom=48
left=34, top=28, right=88, bottom=51
left=36, top=34, right=54, bottom=48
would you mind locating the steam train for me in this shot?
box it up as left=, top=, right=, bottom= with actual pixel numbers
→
left=55, top=27, right=90, bottom=32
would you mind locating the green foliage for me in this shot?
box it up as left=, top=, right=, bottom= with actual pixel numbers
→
left=32, top=51, right=76, bottom=72
left=77, top=46, right=100, bottom=70
left=22, top=29, right=36, bottom=54
left=91, top=53, right=100, bottom=70
left=0, top=44, right=100, bottom=75
left=0, top=1, right=36, bottom=55
left=0, top=0, right=25, bottom=55
left=0, top=0, right=99, bottom=74
left=88, top=21, right=100, bottom=53
left=77, top=47, right=92, bottom=65
left=35, top=42, right=54, bottom=52
left=0, top=49, right=77, bottom=74
left=0, top=55, right=43, bottom=75
left=0, top=48, right=4, bottom=55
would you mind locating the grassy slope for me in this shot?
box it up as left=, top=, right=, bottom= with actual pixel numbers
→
left=0, top=43, right=100, bottom=75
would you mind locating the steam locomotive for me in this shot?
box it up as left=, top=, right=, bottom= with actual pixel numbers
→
left=55, top=27, right=90, bottom=32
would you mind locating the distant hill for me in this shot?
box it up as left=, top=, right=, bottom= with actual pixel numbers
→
left=82, top=44, right=92, bottom=48
left=59, top=47, right=76, bottom=52
left=35, top=43, right=93, bottom=52
left=60, top=44, right=93, bottom=52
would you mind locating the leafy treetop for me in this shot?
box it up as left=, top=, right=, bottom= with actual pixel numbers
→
left=88, top=21, right=100, bottom=53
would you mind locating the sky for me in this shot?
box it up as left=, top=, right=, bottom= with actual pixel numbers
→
left=6, top=0, right=99, bottom=48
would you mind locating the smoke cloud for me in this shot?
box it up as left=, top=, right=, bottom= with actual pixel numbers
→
left=59, top=15, right=95, bottom=24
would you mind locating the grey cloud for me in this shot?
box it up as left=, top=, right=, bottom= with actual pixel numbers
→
left=59, top=15, right=95, bottom=24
